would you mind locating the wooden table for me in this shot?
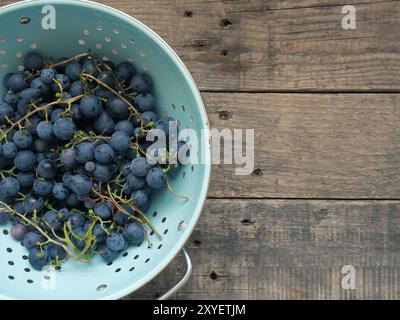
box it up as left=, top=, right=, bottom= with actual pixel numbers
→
left=5, top=0, right=400, bottom=299
left=114, top=0, right=399, bottom=300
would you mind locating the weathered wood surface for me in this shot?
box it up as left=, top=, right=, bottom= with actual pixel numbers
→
left=127, top=199, right=400, bottom=300
left=0, top=0, right=398, bottom=300
left=95, top=0, right=400, bottom=92
left=206, top=92, right=400, bottom=199
left=2, top=0, right=397, bottom=91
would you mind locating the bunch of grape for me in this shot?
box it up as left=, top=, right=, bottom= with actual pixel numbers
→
left=0, top=51, right=189, bottom=270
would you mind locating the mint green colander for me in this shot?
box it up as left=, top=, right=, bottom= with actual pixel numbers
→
left=0, top=0, right=211, bottom=300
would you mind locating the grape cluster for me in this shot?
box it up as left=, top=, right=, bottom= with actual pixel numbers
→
left=0, top=51, right=189, bottom=270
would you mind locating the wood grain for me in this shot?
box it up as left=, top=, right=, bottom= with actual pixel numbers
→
left=127, top=199, right=400, bottom=300
left=205, top=92, right=400, bottom=199
left=92, top=0, right=400, bottom=92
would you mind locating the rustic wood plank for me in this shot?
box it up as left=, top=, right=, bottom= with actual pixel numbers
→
left=90, top=0, right=400, bottom=92
left=126, top=199, right=400, bottom=300
left=0, top=0, right=396, bottom=91
left=204, top=92, right=400, bottom=199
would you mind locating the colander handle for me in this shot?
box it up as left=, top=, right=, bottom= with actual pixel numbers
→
left=158, top=248, right=192, bottom=300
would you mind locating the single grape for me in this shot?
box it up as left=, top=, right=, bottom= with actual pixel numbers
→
left=23, top=231, right=45, bottom=249
left=33, top=178, right=53, bottom=196
left=37, top=159, right=57, bottom=179
left=19, top=87, right=41, bottom=100
left=50, top=108, right=64, bottom=122
left=107, top=97, right=130, bottom=120
left=68, top=174, right=93, bottom=196
left=97, top=71, right=115, bottom=87
left=53, top=118, right=76, bottom=140
left=2, top=142, right=18, bottom=159
left=115, top=61, right=136, bottom=82
left=17, top=171, right=35, bottom=188
left=123, top=222, right=144, bottom=246
left=52, top=183, right=70, bottom=200
left=130, top=190, right=149, bottom=211
left=127, top=173, right=145, bottom=190
left=65, top=61, right=82, bottom=81
left=110, top=131, right=131, bottom=152
left=106, top=232, right=126, bottom=251
left=7, top=73, right=27, bottom=92
left=92, top=162, right=116, bottom=183
left=28, top=247, right=50, bottom=271
left=24, top=51, right=44, bottom=71
left=36, top=121, right=56, bottom=141
left=94, top=202, right=112, bottom=220
left=60, top=148, right=76, bottom=169
left=74, top=142, right=95, bottom=163
left=94, top=111, right=115, bottom=135
left=40, top=68, right=56, bottom=84
left=99, top=245, right=119, bottom=263
left=130, top=73, right=152, bottom=93
left=48, top=243, right=67, bottom=260
left=115, top=120, right=134, bottom=136
left=94, top=143, right=115, bottom=164
left=14, top=150, right=36, bottom=171
left=134, top=93, right=154, bottom=112
left=70, top=80, right=83, bottom=97
left=68, top=213, right=85, bottom=229
left=80, top=94, right=103, bottom=119
left=13, top=130, right=32, bottom=149
left=0, top=102, right=14, bottom=124
left=10, top=223, right=28, bottom=241
left=130, top=157, right=150, bottom=177
left=3, top=92, right=18, bottom=106
left=146, top=166, right=165, bottom=189
left=31, top=78, right=50, bottom=97
left=23, top=194, right=44, bottom=213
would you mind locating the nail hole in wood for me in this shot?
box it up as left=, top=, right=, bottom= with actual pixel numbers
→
left=220, top=18, right=232, bottom=29
left=218, top=111, right=232, bottom=120
left=252, top=168, right=263, bottom=176
left=184, top=11, right=193, bottom=17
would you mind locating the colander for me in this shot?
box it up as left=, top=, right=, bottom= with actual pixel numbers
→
left=0, top=0, right=211, bottom=300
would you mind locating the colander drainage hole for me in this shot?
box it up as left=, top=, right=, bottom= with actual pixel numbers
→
left=134, top=255, right=139, bottom=260
left=8, top=261, right=14, bottom=266
left=164, top=229, right=169, bottom=235
left=150, top=230, right=154, bottom=236
left=97, top=284, right=107, bottom=292
left=145, top=258, right=150, bottom=263
left=157, top=244, right=162, bottom=250
left=152, top=211, right=157, bottom=217
left=115, top=268, right=121, bottom=273
left=8, top=275, right=14, bottom=280
left=22, top=255, right=28, bottom=260
left=122, top=252, right=128, bottom=257
left=106, top=262, right=113, bottom=266
left=129, top=267, right=135, bottom=272
left=19, top=16, right=31, bottom=24
left=3, top=229, right=9, bottom=235
left=6, top=248, right=12, bottom=253
left=162, top=217, right=167, bottom=223
left=27, top=279, right=33, bottom=284
left=24, top=268, right=30, bottom=272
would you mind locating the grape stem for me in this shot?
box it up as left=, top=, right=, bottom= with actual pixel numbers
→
left=0, top=94, right=84, bottom=142
left=0, top=201, right=90, bottom=262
